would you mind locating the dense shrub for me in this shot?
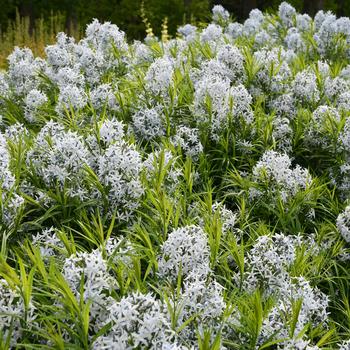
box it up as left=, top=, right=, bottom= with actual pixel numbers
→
left=0, top=2, right=350, bottom=349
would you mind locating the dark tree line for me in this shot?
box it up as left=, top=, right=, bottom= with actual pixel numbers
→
left=1, top=0, right=349, bottom=39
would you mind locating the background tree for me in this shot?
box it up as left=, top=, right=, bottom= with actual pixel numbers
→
left=0, top=0, right=349, bottom=40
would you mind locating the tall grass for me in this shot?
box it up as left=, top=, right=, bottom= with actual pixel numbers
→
left=0, top=10, right=81, bottom=69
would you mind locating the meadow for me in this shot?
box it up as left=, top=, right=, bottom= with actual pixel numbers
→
left=0, top=2, right=350, bottom=349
